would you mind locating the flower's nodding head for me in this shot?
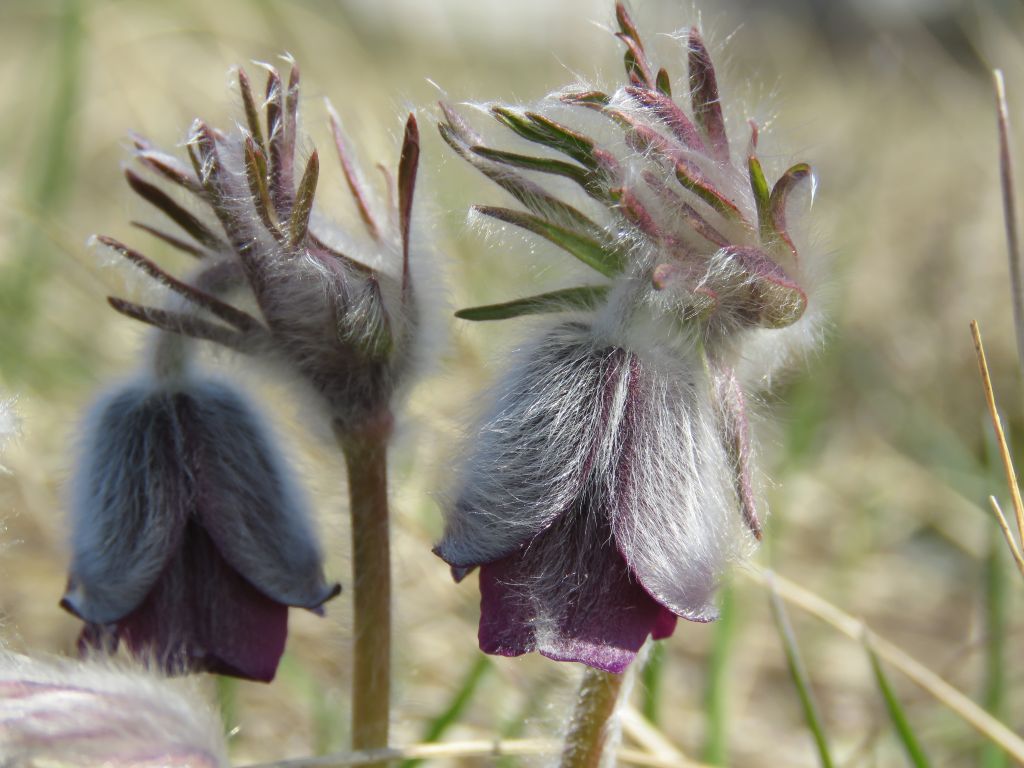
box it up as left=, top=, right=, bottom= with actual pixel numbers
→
left=437, top=3, right=823, bottom=671
left=62, top=375, right=339, bottom=682
left=99, top=59, right=427, bottom=433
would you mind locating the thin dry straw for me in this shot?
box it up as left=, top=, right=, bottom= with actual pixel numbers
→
left=970, top=320, right=1024, bottom=560
left=993, top=70, right=1024, bottom=376
left=987, top=496, right=1024, bottom=578
left=745, top=568, right=1024, bottom=761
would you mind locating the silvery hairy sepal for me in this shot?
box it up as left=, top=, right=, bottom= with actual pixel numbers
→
left=100, top=59, right=424, bottom=434
left=436, top=4, right=823, bottom=671
left=61, top=375, right=339, bottom=682
left=0, top=651, right=226, bottom=767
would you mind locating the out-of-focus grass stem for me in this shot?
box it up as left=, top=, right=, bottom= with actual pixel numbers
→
left=986, top=497, right=1024, bottom=578
left=993, top=70, right=1024, bottom=378
left=639, top=641, right=664, bottom=726
left=766, top=573, right=834, bottom=768
left=746, top=568, right=1024, bottom=760
left=401, top=655, right=491, bottom=768
left=981, top=527, right=1010, bottom=768
left=861, top=633, right=931, bottom=768
left=702, top=584, right=736, bottom=765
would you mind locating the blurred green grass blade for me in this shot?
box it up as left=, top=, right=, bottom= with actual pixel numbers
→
left=496, top=676, right=556, bottom=768
left=1, top=0, right=84, bottom=385
left=767, top=575, right=835, bottom=768
left=640, top=641, right=665, bottom=726
left=455, top=285, right=609, bottom=321
left=863, top=636, right=931, bottom=768
left=216, top=675, right=238, bottom=739
left=980, top=412, right=1011, bottom=768
left=703, top=583, right=736, bottom=765
left=278, top=653, right=345, bottom=755
left=981, top=528, right=1010, bottom=768
left=401, top=655, right=492, bottom=768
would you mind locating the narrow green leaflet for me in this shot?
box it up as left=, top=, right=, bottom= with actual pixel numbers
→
left=491, top=106, right=597, bottom=169
left=455, top=285, right=610, bottom=321
left=471, top=146, right=594, bottom=194
left=474, top=205, right=626, bottom=276
left=747, top=154, right=771, bottom=237
left=439, top=121, right=605, bottom=237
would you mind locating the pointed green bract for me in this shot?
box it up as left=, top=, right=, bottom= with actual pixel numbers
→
left=748, top=155, right=771, bottom=237
left=656, top=67, right=672, bottom=97
left=471, top=146, right=607, bottom=201
left=560, top=90, right=611, bottom=108
left=687, top=28, right=729, bottom=162
left=474, top=205, right=625, bottom=277
left=238, top=68, right=266, bottom=154
left=124, top=169, right=227, bottom=252
left=674, top=159, right=742, bottom=221
left=439, top=121, right=606, bottom=238
left=769, top=163, right=812, bottom=235
left=289, top=150, right=319, bottom=247
left=398, top=115, right=420, bottom=294
left=491, top=107, right=597, bottom=169
left=455, top=284, right=610, bottom=321
left=243, top=136, right=282, bottom=241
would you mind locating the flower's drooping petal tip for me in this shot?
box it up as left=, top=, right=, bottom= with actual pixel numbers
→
left=183, top=379, right=338, bottom=612
left=0, top=651, right=228, bottom=767
left=476, top=490, right=677, bottom=673
left=65, top=381, right=192, bottom=625
left=102, top=522, right=291, bottom=683
left=650, top=608, right=679, bottom=641
left=610, top=352, right=743, bottom=625
left=438, top=323, right=627, bottom=570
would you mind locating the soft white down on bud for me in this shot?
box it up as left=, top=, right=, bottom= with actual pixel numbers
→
left=0, top=652, right=227, bottom=766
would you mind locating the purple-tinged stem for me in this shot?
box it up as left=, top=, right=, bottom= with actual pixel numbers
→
left=335, top=414, right=393, bottom=767
left=559, top=667, right=624, bottom=768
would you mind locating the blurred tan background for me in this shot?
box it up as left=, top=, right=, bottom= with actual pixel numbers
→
left=1, top=0, right=1023, bottom=765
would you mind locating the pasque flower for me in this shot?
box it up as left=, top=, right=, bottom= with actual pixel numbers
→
left=64, top=58, right=428, bottom=682
left=436, top=5, right=822, bottom=672
left=62, top=376, right=340, bottom=682
left=103, top=59, right=424, bottom=433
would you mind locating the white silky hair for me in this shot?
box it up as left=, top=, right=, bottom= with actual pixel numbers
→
left=440, top=318, right=749, bottom=621
left=0, top=652, right=226, bottom=767
left=65, top=374, right=334, bottom=625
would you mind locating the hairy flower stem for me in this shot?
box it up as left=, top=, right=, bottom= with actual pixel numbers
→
left=559, top=667, right=625, bottom=768
left=336, top=414, right=393, bottom=765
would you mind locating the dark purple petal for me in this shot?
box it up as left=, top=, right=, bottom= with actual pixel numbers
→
left=81, top=522, right=289, bottom=683
left=477, top=503, right=672, bottom=674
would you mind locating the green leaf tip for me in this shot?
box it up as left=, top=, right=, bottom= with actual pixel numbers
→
left=455, top=285, right=610, bottom=321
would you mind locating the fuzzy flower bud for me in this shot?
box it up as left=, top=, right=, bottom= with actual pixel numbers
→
left=0, top=652, right=226, bottom=766
left=436, top=4, right=823, bottom=671
left=101, top=59, right=425, bottom=434
left=61, top=375, right=339, bottom=682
